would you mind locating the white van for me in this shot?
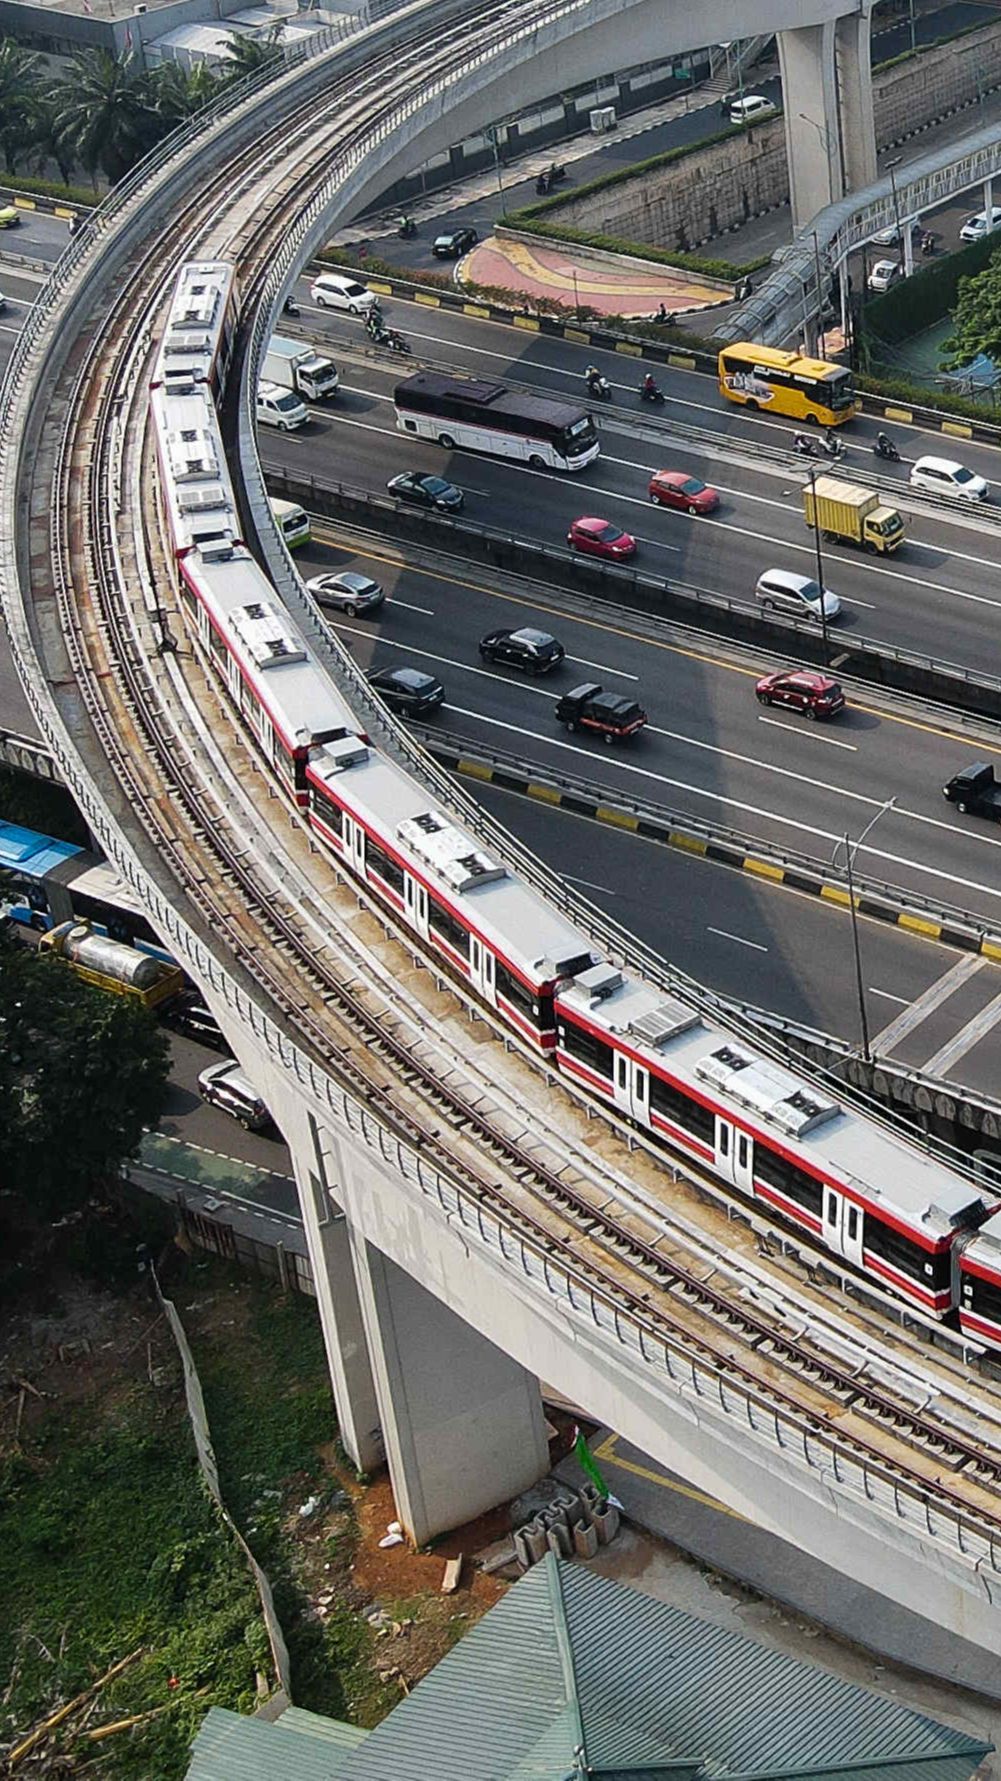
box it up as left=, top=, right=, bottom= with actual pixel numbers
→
left=270, top=497, right=311, bottom=549
left=729, top=94, right=775, bottom=125
left=309, top=272, right=377, bottom=315
left=755, top=568, right=841, bottom=622
left=256, top=381, right=308, bottom=431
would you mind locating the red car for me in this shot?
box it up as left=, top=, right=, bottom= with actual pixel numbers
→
left=755, top=670, right=846, bottom=720
left=568, top=516, right=637, bottom=559
left=648, top=470, right=719, bottom=514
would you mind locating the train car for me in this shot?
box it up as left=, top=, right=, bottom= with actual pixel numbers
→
left=0, top=818, right=172, bottom=960
left=554, top=961, right=993, bottom=1318
left=151, top=261, right=239, bottom=397
left=178, top=546, right=360, bottom=806
left=151, top=383, right=241, bottom=561
left=959, top=1213, right=1001, bottom=1343
left=306, top=739, right=594, bottom=1048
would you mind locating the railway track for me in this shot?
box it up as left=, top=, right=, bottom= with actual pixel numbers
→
left=12, top=0, right=1001, bottom=1564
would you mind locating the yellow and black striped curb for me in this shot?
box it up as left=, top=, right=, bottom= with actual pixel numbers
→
left=1, top=188, right=84, bottom=224
left=424, top=740, right=1001, bottom=961
left=344, top=265, right=1001, bottom=448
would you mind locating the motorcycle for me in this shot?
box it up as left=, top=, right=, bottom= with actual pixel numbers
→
left=282, top=294, right=300, bottom=318
left=383, top=328, right=411, bottom=354
left=793, top=434, right=816, bottom=457
left=398, top=217, right=417, bottom=239
left=536, top=174, right=551, bottom=196
left=547, top=161, right=567, bottom=183
left=819, top=433, right=846, bottom=460
left=651, top=307, right=676, bottom=326
left=920, top=230, right=935, bottom=256
left=873, top=435, right=901, bottom=463
left=639, top=381, right=665, bottom=405
left=587, top=375, right=612, bottom=400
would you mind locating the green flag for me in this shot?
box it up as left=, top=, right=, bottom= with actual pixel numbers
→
left=573, top=1427, right=609, bottom=1500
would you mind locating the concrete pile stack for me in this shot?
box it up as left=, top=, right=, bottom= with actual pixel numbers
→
left=512, top=1483, right=620, bottom=1571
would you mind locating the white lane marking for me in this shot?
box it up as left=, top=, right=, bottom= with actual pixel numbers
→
left=331, top=377, right=1001, bottom=599
left=387, top=596, right=435, bottom=614
left=567, top=653, right=638, bottom=679
left=869, top=988, right=912, bottom=1005
left=707, top=926, right=769, bottom=951
left=757, top=714, right=858, bottom=751
left=442, top=704, right=1001, bottom=906
left=873, top=953, right=985, bottom=1050
left=566, top=873, right=617, bottom=894
left=921, top=987, right=1001, bottom=1076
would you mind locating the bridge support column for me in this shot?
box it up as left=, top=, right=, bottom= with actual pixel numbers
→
left=835, top=10, right=876, bottom=195
left=286, top=1110, right=384, bottom=1475
left=349, top=1234, right=549, bottom=1545
left=778, top=23, right=841, bottom=231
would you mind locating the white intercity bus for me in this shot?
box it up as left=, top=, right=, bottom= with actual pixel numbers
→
left=393, top=371, right=600, bottom=471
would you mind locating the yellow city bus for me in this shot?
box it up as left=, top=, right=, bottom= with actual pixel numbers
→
left=718, top=343, right=858, bottom=427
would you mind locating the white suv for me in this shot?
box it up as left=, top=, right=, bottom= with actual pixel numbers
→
left=310, top=272, right=377, bottom=314
left=909, top=456, right=988, bottom=501
left=959, top=207, right=1001, bottom=243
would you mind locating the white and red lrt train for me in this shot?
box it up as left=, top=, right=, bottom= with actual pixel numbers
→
left=149, top=261, right=1001, bottom=1348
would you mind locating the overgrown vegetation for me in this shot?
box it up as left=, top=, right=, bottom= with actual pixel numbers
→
left=0, top=1264, right=394, bottom=1779
left=862, top=230, right=1001, bottom=349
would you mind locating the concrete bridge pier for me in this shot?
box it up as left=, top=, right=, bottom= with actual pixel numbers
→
left=348, top=1234, right=551, bottom=1546
left=836, top=9, right=877, bottom=195
left=778, top=5, right=875, bottom=232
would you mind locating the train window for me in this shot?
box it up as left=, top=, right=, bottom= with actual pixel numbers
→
left=848, top=1206, right=859, bottom=1241
left=719, top=1123, right=730, bottom=1158
left=648, top=1073, right=715, bottom=1144
left=208, top=620, right=226, bottom=663
left=495, top=961, right=537, bottom=1022
left=738, top=1134, right=749, bottom=1170
left=865, top=1216, right=950, bottom=1289
left=180, top=583, right=197, bottom=619
left=753, top=1146, right=823, bottom=1217
left=312, top=788, right=343, bottom=836
left=967, top=1270, right=1001, bottom=1326
left=428, top=895, right=469, bottom=959
left=367, top=839, right=404, bottom=896
left=557, top=1018, right=613, bottom=1082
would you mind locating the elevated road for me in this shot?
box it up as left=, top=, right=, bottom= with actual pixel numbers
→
left=7, top=0, right=1001, bottom=1668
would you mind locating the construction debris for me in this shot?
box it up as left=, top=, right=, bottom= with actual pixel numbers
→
left=441, top=1556, right=463, bottom=1594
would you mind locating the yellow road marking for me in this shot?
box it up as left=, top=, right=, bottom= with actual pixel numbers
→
left=312, top=523, right=1001, bottom=757
left=592, top=1431, right=749, bottom=1521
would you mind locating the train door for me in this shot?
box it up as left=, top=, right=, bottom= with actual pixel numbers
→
left=822, top=1188, right=864, bottom=1266
left=345, top=816, right=366, bottom=878
left=404, top=874, right=428, bottom=938
left=613, top=1053, right=650, bottom=1123
left=715, top=1118, right=754, bottom=1192
left=470, top=937, right=496, bottom=1004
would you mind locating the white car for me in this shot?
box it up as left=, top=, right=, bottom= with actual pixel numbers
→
left=959, top=206, right=1001, bottom=243
left=872, top=219, right=921, bottom=247
left=729, top=94, right=775, bottom=125
left=909, top=455, right=989, bottom=501
left=867, top=258, right=900, bottom=293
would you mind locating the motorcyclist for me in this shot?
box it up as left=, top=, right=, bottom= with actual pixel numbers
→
left=586, top=364, right=604, bottom=393
left=642, top=372, right=660, bottom=399
left=793, top=431, right=812, bottom=453
left=824, top=427, right=841, bottom=454
left=876, top=430, right=892, bottom=457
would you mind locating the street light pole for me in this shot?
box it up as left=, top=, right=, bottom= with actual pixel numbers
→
left=807, top=467, right=830, bottom=666
left=886, top=155, right=904, bottom=273
left=832, top=798, right=896, bottom=1064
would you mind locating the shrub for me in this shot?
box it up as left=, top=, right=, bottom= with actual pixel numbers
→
left=1, top=175, right=95, bottom=207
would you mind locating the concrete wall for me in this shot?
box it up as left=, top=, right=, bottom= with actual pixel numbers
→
left=541, top=18, right=1001, bottom=251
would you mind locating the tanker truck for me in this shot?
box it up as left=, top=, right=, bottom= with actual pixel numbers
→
left=39, top=921, right=184, bottom=1008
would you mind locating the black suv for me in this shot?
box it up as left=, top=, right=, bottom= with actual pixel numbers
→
left=479, top=627, right=565, bottom=674
left=369, top=666, right=446, bottom=717
left=554, top=682, right=647, bottom=743
left=432, top=227, right=478, bottom=258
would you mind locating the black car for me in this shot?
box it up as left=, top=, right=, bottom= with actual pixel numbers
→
left=161, top=991, right=230, bottom=1052
left=479, top=626, right=565, bottom=674
left=432, top=227, right=478, bottom=259
left=554, top=682, right=647, bottom=743
left=369, top=666, right=446, bottom=717
left=387, top=471, right=464, bottom=512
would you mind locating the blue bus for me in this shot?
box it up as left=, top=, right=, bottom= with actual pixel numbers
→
left=0, top=820, right=172, bottom=961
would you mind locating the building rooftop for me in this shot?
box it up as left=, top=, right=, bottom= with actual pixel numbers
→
left=184, top=1555, right=993, bottom=1781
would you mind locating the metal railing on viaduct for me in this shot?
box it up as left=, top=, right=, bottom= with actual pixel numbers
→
left=5, top=0, right=1001, bottom=1673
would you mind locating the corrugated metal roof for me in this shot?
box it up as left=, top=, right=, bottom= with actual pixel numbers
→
left=560, top=1564, right=991, bottom=1778
left=276, top=1707, right=369, bottom=1750
left=185, top=1706, right=356, bottom=1781
left=336, top=1556, right=575, bottom=1781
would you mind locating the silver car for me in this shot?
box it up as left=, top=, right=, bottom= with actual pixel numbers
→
left=307, top=571, right=385, bottom=616
left=755, top=569, right=841, bottom=623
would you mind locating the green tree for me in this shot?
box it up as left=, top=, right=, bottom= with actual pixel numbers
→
left=941, top=252, right=1001, bottom=369
left=149, top=57, right=221, bottom=130
left=217, top=27, right=284, bottom=80
left=0, top=37, right=42, bottom=173
left=49, top=49, right=157, bottom=185
left=0, top=930, right=170, bottom=1220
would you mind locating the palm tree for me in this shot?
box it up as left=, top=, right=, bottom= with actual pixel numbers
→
left=217, top=26, right=284, bottom=81
left=149, top=58, right=221, bottom=131
left=50, top=50, right=158, bottom=186
left=0, top=38, right=42, bottom=173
